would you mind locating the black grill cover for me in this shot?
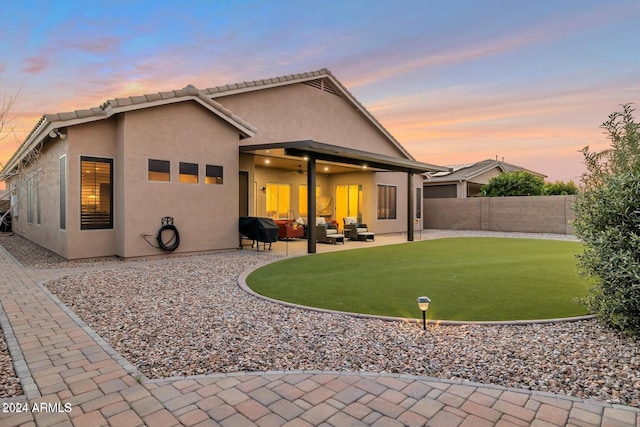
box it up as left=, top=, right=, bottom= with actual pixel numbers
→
left=239, top=217, right=278, bottom=243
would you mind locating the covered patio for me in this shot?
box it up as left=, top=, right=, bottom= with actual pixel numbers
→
left=240, top=140, right=448, bottom=254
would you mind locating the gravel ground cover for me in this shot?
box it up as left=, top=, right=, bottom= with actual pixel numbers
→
left=2, top=231, right=639, bottom=407
left=43, top=253, right=640, bottom=407
left=0, top=233, right=124, bottom=269
left=0, top=327, right=22, bottom=398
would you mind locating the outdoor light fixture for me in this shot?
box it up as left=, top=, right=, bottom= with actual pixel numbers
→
left=416, top=296, right=431, bottom=330
left=48, top=129, right=66, bottom=139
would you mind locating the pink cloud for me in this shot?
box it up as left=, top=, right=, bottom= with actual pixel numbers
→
left=342, top=3, right=637, bottom=90
left=22, top=56, right=50, bottom=74
left=67, top=37, right=122, bottom=54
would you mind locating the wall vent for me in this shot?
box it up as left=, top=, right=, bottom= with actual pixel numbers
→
left=303, top=78, right=341, bottom=97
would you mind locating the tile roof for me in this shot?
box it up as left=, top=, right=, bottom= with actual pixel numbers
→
left=2, top=85, right=258, bottom=177
left=427, top=159, right=546, bottom=182
left=2, top=68, right=418, bottom=177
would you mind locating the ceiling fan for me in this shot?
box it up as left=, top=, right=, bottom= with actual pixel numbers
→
left=288, top=164, right=306, bottom=175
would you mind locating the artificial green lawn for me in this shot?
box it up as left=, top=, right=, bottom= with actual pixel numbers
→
left=246, top=238, right=590, bottom=321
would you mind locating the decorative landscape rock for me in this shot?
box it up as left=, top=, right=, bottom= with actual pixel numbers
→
left=0, top=327, right=22, bottom=398
left=43, top=253, right=640, bottom=407
left=2, top=232, right=638, bottom=407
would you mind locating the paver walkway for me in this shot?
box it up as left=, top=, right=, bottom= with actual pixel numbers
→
left=1, top=238, right=640, bottom=426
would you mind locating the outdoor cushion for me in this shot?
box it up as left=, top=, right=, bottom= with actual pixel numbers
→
left=344, top=217, right=357, bottom=225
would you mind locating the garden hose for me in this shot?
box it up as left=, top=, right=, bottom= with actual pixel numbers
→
left=156, top=217, right=180, bottom=252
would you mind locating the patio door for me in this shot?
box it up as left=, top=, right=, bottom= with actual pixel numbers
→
left=335, top=184, right=362, bottom=225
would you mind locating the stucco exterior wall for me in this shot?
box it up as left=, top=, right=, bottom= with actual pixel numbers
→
left=15, top=101, right=245, bottom=260
left=116, top=102, right=242, bottom=258
left=65, top=119, right=119, bottom=258
left=423, top=195, right=576, bottom=234
left=218, top=83, right=408, bottom=158
left=9, top=137, right=68, bottom=256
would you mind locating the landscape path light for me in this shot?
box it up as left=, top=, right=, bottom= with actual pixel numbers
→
left=416, top=296, right=431, bottom=330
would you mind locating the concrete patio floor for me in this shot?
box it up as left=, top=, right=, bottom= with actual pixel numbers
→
left=1, top=232, right=639, bottom=426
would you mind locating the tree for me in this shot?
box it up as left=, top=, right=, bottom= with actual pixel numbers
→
left=573, top=103, right=640, bottom=336
left=481, top=171, right=545, bottom=196
left=0, top=86, right=21, bottom=230
left=542, top=180, right=579, bottom=195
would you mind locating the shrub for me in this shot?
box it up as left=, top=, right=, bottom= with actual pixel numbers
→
left=482, top=171, right=544, bottom=196
left=542, top=180, right=579, bottom=195
left=573, top=104, right=640, bottom=335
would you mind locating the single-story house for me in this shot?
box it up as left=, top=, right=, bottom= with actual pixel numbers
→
left=0, top=69, right=448, bottom=259
left=423, top=158, right=546, bottom=198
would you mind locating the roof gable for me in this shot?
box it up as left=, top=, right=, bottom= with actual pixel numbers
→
left=201, top=69, right=416, bottom=161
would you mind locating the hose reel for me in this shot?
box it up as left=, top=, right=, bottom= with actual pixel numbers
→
left=157, top=216, right=180, bottom=252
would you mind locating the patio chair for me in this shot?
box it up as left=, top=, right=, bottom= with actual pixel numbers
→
left=343, top=217, right=374, bottom=241
left=316, top=217, right=344, bottom=244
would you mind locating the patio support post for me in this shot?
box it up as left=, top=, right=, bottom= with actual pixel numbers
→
left=307, top=156, right=317, bottom=254
left=407, top=171, right=414, bottom=242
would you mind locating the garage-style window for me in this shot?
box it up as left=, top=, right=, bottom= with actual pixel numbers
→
left=205, top=164, right=223, bottom=184
left=81, top=156, right=113, bottom=230
left=179, top=162, right=199, bottom=184
left=377, top=184, right=397, bottom=220
left=148, top=159, right=170, bottom=182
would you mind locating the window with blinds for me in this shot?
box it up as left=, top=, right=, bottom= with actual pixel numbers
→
left=60, top=156, right=66, bottom=230
left=148, top=159, right=171, bottom=182
left=80, top=157, right=113, bottom=230
left=377, top=184, right=397, bottom=220
left=205, top=164, right=223, bottom=184
left=179, top=162, right=199, bottom=183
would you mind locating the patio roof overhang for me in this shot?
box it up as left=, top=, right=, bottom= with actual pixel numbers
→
left=239, top=140, right=450, bottom=174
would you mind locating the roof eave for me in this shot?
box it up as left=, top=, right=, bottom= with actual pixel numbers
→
left=240, top=140, right=449, bottom=174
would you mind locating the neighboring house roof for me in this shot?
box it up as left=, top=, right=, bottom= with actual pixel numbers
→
left=426, top=159, right=546, bottom=183
left=0, top=86, right=257, bottom=179
left=201, top=68, right=416, bottom=161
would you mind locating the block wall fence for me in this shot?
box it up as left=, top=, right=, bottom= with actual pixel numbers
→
left=423, top=195, right=577, bottom=235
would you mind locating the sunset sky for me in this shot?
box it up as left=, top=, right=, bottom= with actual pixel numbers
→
left=1, top=0, right=639, bottom=184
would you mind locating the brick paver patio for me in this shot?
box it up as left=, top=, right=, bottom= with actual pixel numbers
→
left=1, top=239, right=639, bottom=426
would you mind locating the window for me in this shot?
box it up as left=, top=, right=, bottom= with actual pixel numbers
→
left=205, top=164, right=223, bottom=184
left=148, top=159, right=170, bottom=182
left=60, top=156, right=66, bottom=230
left=179, top=162, right=199, bottom=183
left=377, top=184, right=397, bottom=220
left=26, top=173, right=40, bottom=225
left=416, top=187, right=422, bottom=219
left=81, top=156, right=113, bottom=230
left=266, top=183, right=290, bottom=218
